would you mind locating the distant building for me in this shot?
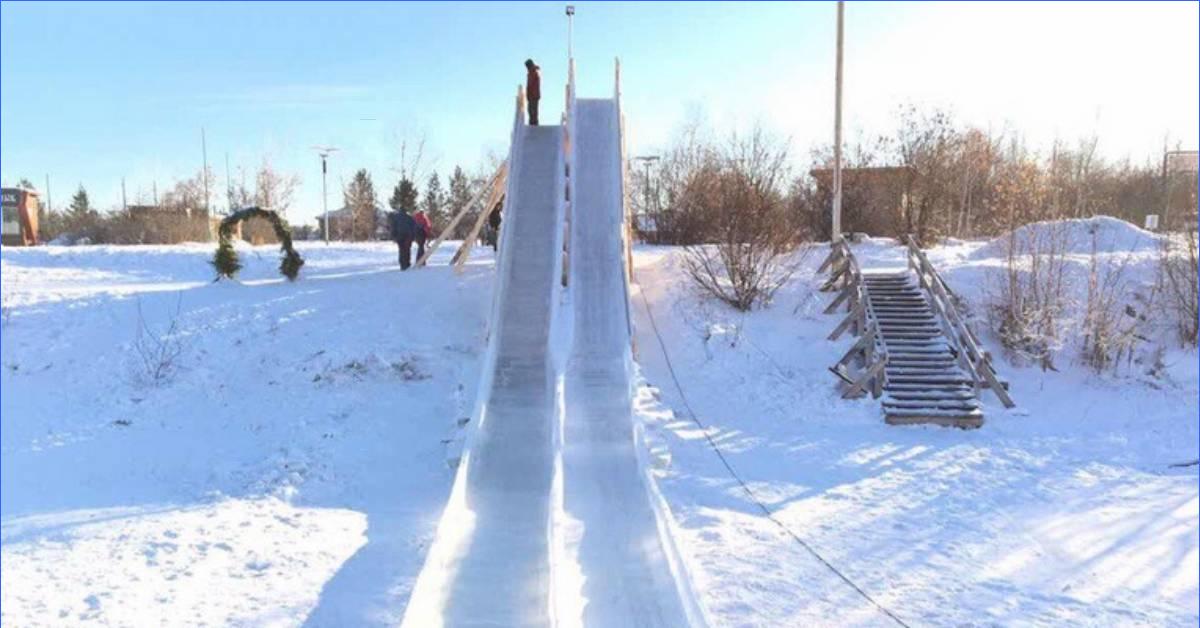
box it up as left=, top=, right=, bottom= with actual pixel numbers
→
left=1, top=187, right=40, bottom=246
left=809, top=166, right=914, bottom=237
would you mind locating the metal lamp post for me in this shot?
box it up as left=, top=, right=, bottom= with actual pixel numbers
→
left=634, top=155, right=659, bottom=241
left=313, top=146, right=338, bottom=243
left=566, top=5, right=575, bottom=60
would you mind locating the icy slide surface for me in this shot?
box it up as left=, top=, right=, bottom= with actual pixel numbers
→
left=558, top=99, right=696, bottom=627
left=404, top=103, right=698, bottom=627
left=403, top=125, right=566, bottom=627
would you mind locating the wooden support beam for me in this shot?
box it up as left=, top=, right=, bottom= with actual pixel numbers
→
left=419, top=161, right=507, bottom=269
left=843, top=356, right=887, bottom=399
left=829, top=300, right=864, bottom=341
left=451, top=163, right=509, bottom=274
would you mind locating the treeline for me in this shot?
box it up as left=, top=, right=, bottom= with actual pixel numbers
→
left=632, top=106, right=1198, bottom=246
left=334, top=165, right=488, bottom=242
left=20, top=159, right=498, bottom=245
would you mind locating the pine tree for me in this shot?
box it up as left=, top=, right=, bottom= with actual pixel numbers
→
left=65, top=185, right=97, bottom=236
left=447, top=166, right=475, bottom=239
left=422, top=172, right=446, bottom=232
left=390, top=177, right=419, bottom=212
left=344, top=169, right=379, bottom=241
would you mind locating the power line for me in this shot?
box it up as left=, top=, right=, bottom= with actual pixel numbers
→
left=634, top=279, right=911, bottom=628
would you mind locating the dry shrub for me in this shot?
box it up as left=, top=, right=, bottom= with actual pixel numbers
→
left=1080, top=231, right=1150, bottom=373
left=681, top=128, right=804, bottom=311
left=987, top=223, right=1071, bottom=369
left=132, top=295, right=186, bottom=387
left=1159, top=229, right=1200, bottom=347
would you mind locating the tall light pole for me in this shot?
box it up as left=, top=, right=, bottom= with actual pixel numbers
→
left=313, top=146, right=338, bottom=243
left=634, top=155, right=659, bottom=241
left=201, top=127, right=212, bottom=239
left=831, top=0, right=845, bottom=243
left=566, top=5, right=575, bottom=60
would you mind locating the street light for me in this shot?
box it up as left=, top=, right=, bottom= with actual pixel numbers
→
left=634, top=155, right=660, bottom=241
left=566, top=5, right=575, bottom=60
left=312, top=146, right=339, bottom=244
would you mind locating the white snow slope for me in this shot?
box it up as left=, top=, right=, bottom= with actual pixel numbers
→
left=2, top=241, right=495, bottom=626
left=629, top=222, right=1198, bottom=627
left=3, top=217, right=1195, bottom=627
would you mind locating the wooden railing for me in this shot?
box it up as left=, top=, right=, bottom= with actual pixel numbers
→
left=903, top=235, right=1015, bottom=408
left=820, top=240, right=887, bottom=399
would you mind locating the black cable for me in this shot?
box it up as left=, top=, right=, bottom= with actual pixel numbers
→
left=635, top=279, right=912, bottom=628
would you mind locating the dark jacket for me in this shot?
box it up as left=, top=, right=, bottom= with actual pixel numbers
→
left=488, top=203, right=502, bottom=229
left=526, top=64, right=541, bottom=101
left=390, top=211, right=420, bottom=242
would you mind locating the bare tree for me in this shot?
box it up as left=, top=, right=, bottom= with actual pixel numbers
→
left=1159, top=229, right=1200, bottom=347
left=682, top=127, right=804, bottom=311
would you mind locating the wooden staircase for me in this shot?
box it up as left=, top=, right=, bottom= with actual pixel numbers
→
left=821, top=237, right=1014, bottom=429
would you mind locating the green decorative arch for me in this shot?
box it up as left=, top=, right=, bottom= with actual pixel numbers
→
left=211, top=207, right=304, bottom=281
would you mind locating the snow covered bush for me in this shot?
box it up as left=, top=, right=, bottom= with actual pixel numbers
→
left=987, top=221, right=1071, bottom=369
left=1159, top=229, right=1200, bottom=347
left=1080, top=232, right=1150, bottom=373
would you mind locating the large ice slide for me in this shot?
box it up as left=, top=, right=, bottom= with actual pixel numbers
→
left=403, top=67, right=700, bottom=627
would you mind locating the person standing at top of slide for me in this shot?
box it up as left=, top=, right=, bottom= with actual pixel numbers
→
left=525, top=59, right=541, bottom=126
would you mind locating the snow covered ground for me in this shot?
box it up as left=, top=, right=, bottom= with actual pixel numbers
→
left=630, top=220, right=1198, bottom=626
left=2, top=220, right=1196, bottom=626
left=2, top=241, right=494, bottom=626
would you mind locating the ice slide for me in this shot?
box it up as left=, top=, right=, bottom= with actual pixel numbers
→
left=403, top=74, right=699, bottom=628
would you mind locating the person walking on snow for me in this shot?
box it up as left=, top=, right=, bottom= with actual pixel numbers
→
left=412, top=209, right=433, bottom=266
left=389, top=209, right=425, bottom=271
left=525, top=59, right=541, bottom=126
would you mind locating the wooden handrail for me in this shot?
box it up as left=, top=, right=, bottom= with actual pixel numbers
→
left=903, top=235, right=1015, bottom=408
left=822, top=240, right=887, bottom=399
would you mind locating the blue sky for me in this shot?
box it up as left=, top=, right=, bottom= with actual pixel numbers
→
left=2, top=1, right=1197, bottom=224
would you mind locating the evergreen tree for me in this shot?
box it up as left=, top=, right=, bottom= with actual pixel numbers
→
left=64, top=185, right=98, bottom=236
left=447, top=166, right=475, bottom=239
left=344, top=169, right=379, bottom=241
left=390, top=177, right=419, bottom=212
left=422, top=172, right=446, bottom=232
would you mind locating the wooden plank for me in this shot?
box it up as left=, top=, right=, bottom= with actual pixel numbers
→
left=843, top=356, right=886, bottom=399
left=451, top=163, right=509, bottom=273
left=828, top=301, right=864, bottom=341
left=418, top=162, right=507, bottom=268
left=824, top=282, right=855, bottom=314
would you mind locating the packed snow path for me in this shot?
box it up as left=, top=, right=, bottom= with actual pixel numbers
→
left=403, top=125, right=566, bottom=626
left=559, top=99, right=697, bottom=626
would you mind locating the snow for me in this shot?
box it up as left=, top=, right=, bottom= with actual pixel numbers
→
left=971, top=215, right=1163, bottom=260
left=1, top=218, right=1195, bottom=626
left=2, top=240, right=494, bottom=626
left=629, top=231, right=1198, bottom=626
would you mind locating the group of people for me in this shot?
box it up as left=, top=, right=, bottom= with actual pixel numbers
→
left=388, top=59, right=537, bottom=270
left=389, top=208, right=434, bottom=270
left=389, top=201, right=504, bottom=271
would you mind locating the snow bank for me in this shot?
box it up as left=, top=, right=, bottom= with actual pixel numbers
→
left=629, top=241, right=1197, bottom=627
left=971, top=215, right=1162, bottom=260
left=1, top=242, right=494, bottom=626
